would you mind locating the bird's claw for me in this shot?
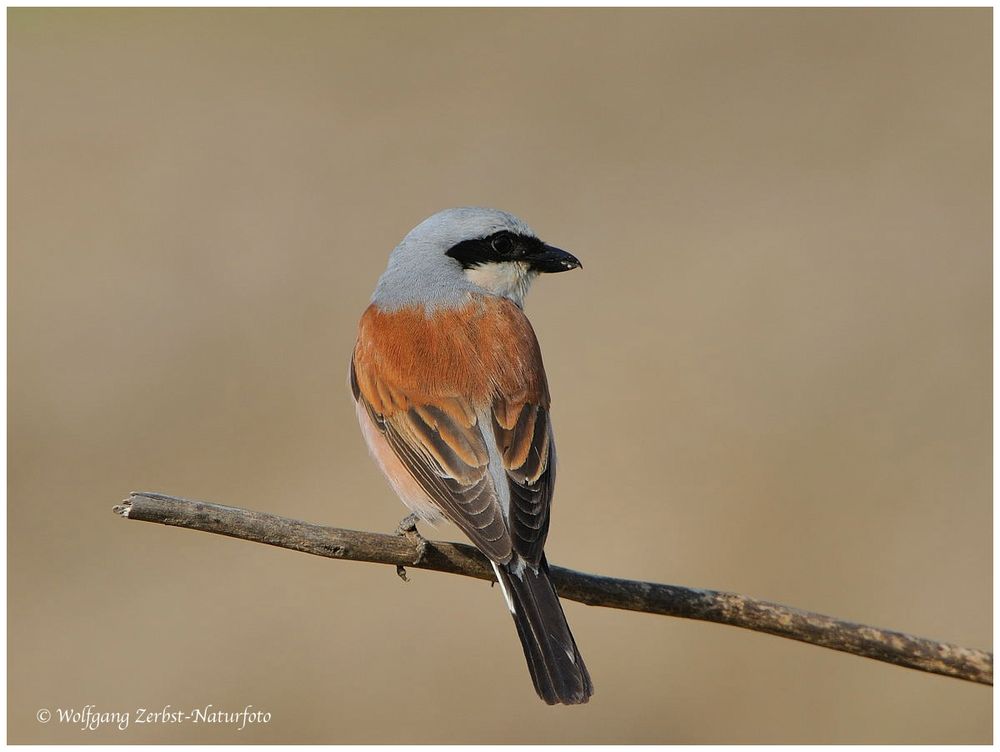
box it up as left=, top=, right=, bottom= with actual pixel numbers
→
left=395, top=512, right=421, bottom=537
left=394, top=513, right=427, bottom=581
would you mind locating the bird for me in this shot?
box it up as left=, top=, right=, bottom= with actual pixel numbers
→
left=350, top=207, right=593, bottom=705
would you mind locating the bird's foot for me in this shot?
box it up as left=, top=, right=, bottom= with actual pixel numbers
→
left=395, top=512, right=422, bottom=538
left=394, top=513, right=427, bottom=582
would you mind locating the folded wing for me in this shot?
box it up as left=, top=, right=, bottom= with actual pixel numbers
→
left=492, top=397, right=555, bottom=568
left=353, top=359, right=514, bottom=562
left=351, top=297, right=555, bottom=567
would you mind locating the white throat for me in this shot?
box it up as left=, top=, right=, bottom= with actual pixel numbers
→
left=464, top=261, right=537, bottom=307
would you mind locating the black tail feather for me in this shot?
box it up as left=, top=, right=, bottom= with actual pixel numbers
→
left=496, top=557, right=593, bottom=705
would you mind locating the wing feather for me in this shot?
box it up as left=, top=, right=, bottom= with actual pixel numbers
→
left=493, top=401, right=555, bottom=567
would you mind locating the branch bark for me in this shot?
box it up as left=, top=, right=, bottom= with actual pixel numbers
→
left=113, top=491, right=992, bottom=687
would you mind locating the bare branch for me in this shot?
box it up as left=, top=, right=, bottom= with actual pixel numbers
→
left=113, top=491, right=992, bottom=687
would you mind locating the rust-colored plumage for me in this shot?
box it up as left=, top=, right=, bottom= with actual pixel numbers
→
left=352, top=295, right=549, bottom=413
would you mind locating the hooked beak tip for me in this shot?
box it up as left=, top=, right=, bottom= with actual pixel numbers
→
left=529, top=244, right=582, bottom=274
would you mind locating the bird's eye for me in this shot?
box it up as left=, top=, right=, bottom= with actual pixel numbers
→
left=491, top=234, right=515, bottom=256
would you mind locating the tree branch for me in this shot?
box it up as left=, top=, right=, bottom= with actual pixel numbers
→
left=113, top=491, right=992, bottom=687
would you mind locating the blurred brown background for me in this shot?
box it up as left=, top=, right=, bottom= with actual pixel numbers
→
left=8, top=7, right=991, bottom=744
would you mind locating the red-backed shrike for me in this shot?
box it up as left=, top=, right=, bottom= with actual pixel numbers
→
left=351, top=207, right=592, bottom=705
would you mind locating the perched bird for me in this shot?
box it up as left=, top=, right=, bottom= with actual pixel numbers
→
left=350, top=207, right=593, bottom=705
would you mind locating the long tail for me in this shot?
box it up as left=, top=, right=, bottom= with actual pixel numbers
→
left=493, top=556, right=594, bottom=705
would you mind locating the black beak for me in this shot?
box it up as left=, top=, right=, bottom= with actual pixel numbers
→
left=526, top=244, right=582, bottom=273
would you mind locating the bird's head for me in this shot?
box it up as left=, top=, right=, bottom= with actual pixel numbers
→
left=372, top=207, right=581, bottom=311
